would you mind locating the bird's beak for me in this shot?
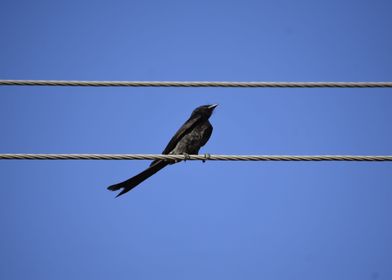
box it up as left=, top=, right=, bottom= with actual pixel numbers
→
left=208, top=104, right=218, bottom=110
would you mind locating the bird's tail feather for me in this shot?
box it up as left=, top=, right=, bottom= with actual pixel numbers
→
left=107, top=160, right=168, bottom=197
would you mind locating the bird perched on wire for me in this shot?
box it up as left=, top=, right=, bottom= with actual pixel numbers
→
left=107, top=104, right=218, bottom=197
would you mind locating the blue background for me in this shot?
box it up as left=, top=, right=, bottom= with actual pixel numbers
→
left=1, top=0, right=391, bottom=279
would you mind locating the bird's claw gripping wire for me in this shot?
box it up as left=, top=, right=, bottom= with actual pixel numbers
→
left=202, top=153, right=211, bottom=163
left=183, top=153, right=191, bottom=162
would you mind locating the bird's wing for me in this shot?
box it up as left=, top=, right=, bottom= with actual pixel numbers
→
left=149, top=114, right=202, bottom=166
left=161, top=114, right=202, bottom=154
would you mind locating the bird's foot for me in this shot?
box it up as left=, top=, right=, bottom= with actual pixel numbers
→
left=202, top=153, right=211, bottom=163
left=182, top=153, right=190, bottom=162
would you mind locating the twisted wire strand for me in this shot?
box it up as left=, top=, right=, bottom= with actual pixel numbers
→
left=0, top=154, right=391, bottom=161
left=1, top=80, right=392, bottom=88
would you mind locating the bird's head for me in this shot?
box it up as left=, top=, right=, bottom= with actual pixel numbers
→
left=191, top=104, right=218, bottom=119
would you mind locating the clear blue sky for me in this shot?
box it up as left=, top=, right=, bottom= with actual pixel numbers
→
left=1, top=0, right=391, bottom=279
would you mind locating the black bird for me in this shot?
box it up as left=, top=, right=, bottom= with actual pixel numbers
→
left=107, top=104, right=218, bottom=197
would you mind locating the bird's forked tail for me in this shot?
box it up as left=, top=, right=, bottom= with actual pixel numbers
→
left=107, top=160, right=168, bottom=197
